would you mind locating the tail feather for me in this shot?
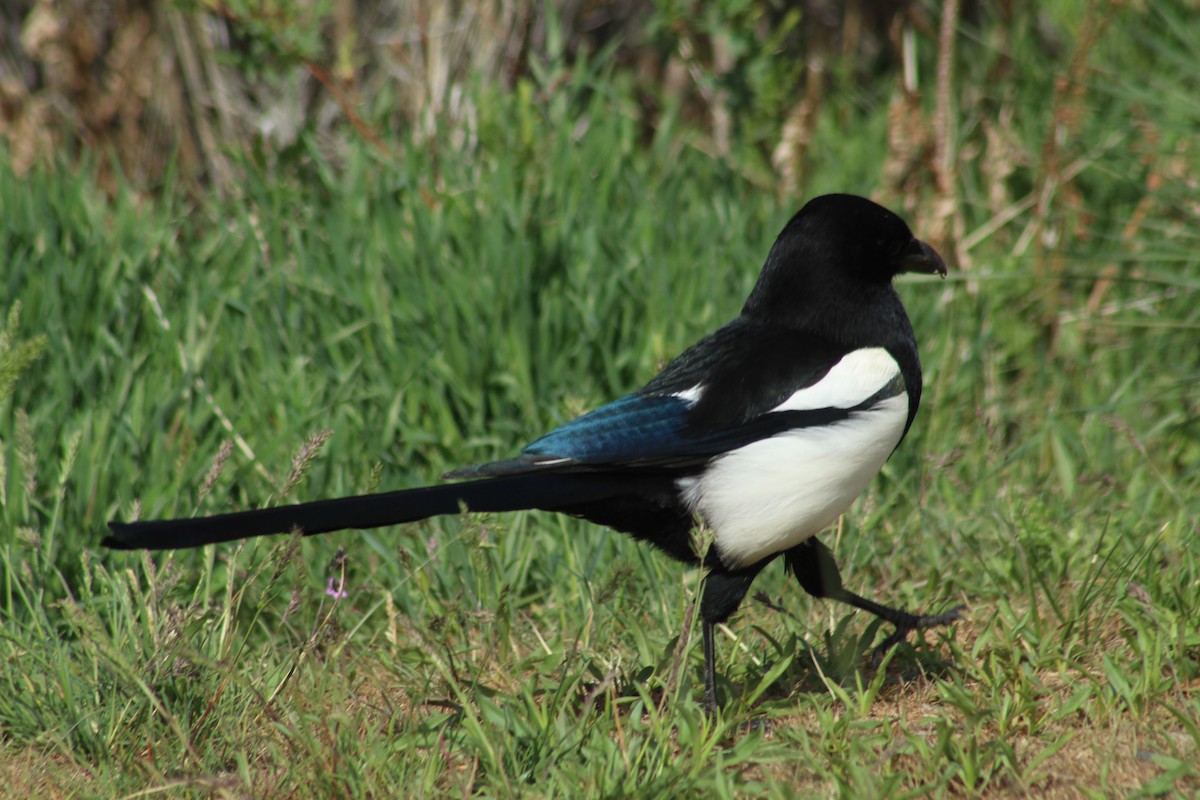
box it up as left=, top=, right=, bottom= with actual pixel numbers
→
left=103, top=474, right=626, bottom=551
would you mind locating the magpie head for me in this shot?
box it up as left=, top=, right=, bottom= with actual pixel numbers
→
left=743, top=194, right=946, bottom=323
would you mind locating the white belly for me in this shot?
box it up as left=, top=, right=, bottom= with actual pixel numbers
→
left=678, top=392, right=908, bottom=568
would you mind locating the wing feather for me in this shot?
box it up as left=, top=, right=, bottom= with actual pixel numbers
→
left=446, top=322, right=909, bottom=479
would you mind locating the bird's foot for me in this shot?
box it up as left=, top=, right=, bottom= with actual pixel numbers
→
left=872, top=604, right=965, bottom=657
left=741, top=717, right=773, bottom=735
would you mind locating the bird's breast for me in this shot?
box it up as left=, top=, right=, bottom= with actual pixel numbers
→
left=677, top=391, right=909, bottom=569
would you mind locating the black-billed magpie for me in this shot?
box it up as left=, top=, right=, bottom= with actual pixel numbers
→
left=105, top=194, right=957, bottom=711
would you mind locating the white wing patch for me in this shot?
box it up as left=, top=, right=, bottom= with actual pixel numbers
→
left=771, top=347, right=901, bottom=411
left=672, top=385, right=705, bottom=405
left=678, top=348, right=908, bottom=569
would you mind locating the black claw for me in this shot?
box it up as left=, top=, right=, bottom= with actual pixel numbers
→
left=742, top=718, right=772, bottom=735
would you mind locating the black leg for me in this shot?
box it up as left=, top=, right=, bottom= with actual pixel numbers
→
left=785, top=538, right=963, bottom=652
left=697, top=558, right=773, bottom=713
left=787, top=536, right=844, bottom=599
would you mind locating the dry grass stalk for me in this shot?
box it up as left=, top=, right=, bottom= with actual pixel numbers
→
left=1023, top=0, right=1119, bottom=338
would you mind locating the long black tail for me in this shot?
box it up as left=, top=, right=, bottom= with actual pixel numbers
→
left=103, top=474, right=625, bottom=551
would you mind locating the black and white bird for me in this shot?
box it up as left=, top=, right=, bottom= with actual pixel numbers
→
left=105, top=193, right=958, bottom=711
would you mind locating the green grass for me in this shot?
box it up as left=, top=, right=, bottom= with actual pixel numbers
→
left=2, top=5, right=1200, bottom=797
